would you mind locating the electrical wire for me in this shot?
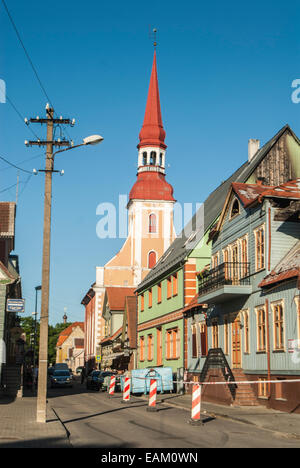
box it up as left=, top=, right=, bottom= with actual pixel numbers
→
left=6, top=94, right=41, bottom=140
left=0, top=154, right=33, bottom=174
left=1, top=0, right=54, bottom=108
left=0, top=152, right=45, bottom=172
left=2, top=0, right=72, bottom=142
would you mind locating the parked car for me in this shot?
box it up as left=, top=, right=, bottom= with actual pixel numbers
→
left=48, top=366, right=55, bottom=376
left=86, top=370, right=121, bottom=391
left=102, top=372, right=122, bottom=392
left=53, top=363, right=69, bottom=371
left=50, top=370, right=73, bottom=388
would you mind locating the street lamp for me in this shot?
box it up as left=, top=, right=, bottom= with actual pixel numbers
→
left=36, top=116, right=103, bottom=423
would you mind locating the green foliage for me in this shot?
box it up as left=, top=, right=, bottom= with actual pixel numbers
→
left=20, top=316, right=72, bottom=366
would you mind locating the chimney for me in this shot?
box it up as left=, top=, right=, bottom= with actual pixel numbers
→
left=248, top=139, right=260, bottom=162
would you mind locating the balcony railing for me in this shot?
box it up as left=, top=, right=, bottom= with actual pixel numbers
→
left=198, top=262, right=250, bottom=296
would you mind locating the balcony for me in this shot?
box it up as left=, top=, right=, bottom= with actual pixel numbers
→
left=198, top=262, right=252, bottom=304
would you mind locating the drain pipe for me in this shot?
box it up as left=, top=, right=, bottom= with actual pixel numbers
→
left=265, top=299, right=271, bottom=399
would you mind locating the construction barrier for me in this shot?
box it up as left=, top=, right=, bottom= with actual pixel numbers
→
left=147, top=379, right=158, bottom=412
left=188, top=384, right=203, bottom=426
left=122, top=376, right=131, bottom=403
left=108, top=375, right=116, bottom=396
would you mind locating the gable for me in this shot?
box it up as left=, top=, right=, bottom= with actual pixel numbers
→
left=247, top=127, right=300, bottom=186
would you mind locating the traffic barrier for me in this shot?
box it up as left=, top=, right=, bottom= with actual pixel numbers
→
left=147, top=379, right=158, bottom=412
left=188, top=384, right=203, bottom=426
left=108, top=375, right=116, bottom=397
left=121, top=376, right=131, bottom=403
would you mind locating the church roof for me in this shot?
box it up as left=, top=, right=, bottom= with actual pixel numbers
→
left=138, top=50, right=166, bottom=150
left=129, top=171, right=175, bottom=201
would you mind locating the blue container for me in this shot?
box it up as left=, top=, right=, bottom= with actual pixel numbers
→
left=120, top=367, right=174, bottom=394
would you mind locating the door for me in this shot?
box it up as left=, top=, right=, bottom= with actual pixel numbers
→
left=156, top=328, right=162, bottom=366
left=232, top=316, right=241, bottom=368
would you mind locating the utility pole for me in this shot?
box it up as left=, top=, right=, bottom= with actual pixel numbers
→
left=25, top=105, right=103, bottom=422
left=26, top=105, right=74, bottom=423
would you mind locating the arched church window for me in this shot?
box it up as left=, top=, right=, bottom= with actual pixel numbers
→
left=148, top=251, right=157, bottom=269
left=150, top=151, right=156, bottom=165
left=143, top=152, right=147, bottom=166
left=149, top=213, right=157, bottom=233
left=159, top=153, right=163, bottom=166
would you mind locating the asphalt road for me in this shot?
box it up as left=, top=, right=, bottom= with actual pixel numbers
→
left=47, top=377, right=300, bottom=449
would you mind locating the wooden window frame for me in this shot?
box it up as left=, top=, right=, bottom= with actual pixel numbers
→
left=199, top=322, right=208, bottom=357
left=172, top=273, right=178, bottom=297
left=230, top=198, right=240, bottom=220
left=157, top=283, right=162, bottom=304
left=192, top=324, right=198, bottom=358
left=258, top=378, right=268, bottom=398
left=148, top=288, right=152, bottom=308
left=254, top=224, right=265, bottom=272
left=140, top=336, right=145, bottom=362
left=224, top=317, right=229, bottom=355
left=256, top=306, right=266, bottom=353
left=243, top=309, right=250, bottom=354
left=272, top=300, right=285, bottom=352
left=147, top=334, right=153, bottom=361
left=166, top=328, right=180, bottom=360
left=167, top=276, right=172, bottom=299
left=212, top=319, right=219, bottom=349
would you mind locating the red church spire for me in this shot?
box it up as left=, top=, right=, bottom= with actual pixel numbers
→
left=138, top=50, right=166, bottom=150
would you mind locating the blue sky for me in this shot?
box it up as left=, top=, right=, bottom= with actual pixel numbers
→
left=1, top=0, right=300, bottom=324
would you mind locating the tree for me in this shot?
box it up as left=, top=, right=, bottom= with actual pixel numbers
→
left=20, top=316, right=71, bottom=366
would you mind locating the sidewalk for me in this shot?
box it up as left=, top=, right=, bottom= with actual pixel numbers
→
left=0, top=391, right=70, bottom=448
left=144, top=393, right=300, bottom=440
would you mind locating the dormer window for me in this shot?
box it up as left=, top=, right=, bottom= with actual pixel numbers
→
left=230, top=199, right=240, bottom=218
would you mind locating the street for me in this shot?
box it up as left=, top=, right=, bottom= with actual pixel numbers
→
left=47, top=376, right=300, bottom=449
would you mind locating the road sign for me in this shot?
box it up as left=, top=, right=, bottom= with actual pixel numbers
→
left=6, top=299, right=25, bottom=313
left=96, top=355, right=101, bottom=362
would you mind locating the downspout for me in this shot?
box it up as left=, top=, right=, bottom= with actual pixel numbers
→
left=268, top=206, right=271, bottom=272
left=265, top=299, right=271, bottom=399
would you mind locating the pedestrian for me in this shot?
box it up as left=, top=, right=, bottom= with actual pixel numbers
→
left=81, top=366, right=86, bottom=384
left=34, top=365, right=39, bottom=387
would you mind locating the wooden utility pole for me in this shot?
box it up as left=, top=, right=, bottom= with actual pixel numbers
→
left=36, top=107, right=53, bottom=423
left=27, top=105, right=73, bottom=423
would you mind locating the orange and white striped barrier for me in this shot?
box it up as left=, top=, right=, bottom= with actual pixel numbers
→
left=188, top=384, right=203, bottom=426
left=122, top=376, right=131, bottom=403
left=108, top=375, right=116, bottom=396
left=147, top=379, right=158, bottom=412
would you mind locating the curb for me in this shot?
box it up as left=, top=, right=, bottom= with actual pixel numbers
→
left=140, top=395, right=300, bottom=441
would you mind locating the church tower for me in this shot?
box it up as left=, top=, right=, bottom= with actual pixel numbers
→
left=127, top=49, right=176, bottom=285
left=87, top=49, right=176, bottom=360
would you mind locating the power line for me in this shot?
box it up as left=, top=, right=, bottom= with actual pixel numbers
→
left=0, top=154, right=33, bottom=174
left=6, top=94, right=42, bottom=140
left=0, top=152, right=45, bottom=172
left=1, top=0, right=54, bottom=108
left=2, top=0, right=72, bottom=142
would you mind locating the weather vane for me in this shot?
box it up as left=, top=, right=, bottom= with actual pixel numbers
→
left=149, top=26, right=158, bottom=49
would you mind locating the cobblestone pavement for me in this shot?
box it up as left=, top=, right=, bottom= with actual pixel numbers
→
left=0, top=392, right=70, bottom=448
